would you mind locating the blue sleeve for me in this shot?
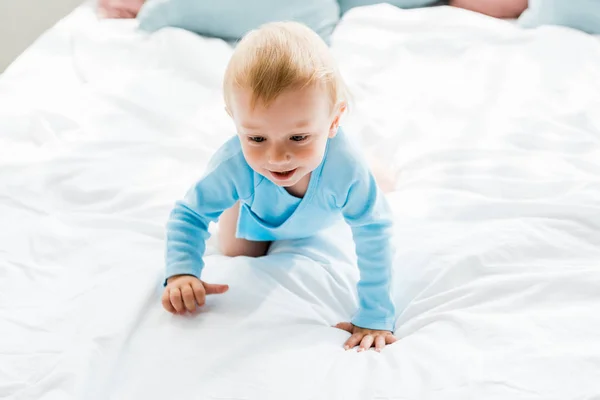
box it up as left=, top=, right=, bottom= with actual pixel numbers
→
left=341, top=168, right=396, bottom=332
left=165, top=142, right=248, bottom=283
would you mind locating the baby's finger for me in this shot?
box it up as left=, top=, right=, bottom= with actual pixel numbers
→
left=181, top=284, right=196, bottom=312
left=161, top=289, right=176, bottom=313
left=344, top=333, right=363, bottom=350
left=169, top=287, right=184, bottom=313
left=375, top=335, right=386, bottom=352
left=386, top=335, right=398, bottom=345
left=358, top=334, right=374, bottom=352
left=191, top=279, right=206, bottom=307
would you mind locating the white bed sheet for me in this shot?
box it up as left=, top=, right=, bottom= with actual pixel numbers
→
left=1, top=3, right=600, bottom=399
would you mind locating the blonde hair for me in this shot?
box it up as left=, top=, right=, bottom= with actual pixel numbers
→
left=223, top=21, right=350, bottom=111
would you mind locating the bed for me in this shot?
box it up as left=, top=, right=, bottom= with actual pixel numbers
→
left=2, top=2, right=600, bottom=399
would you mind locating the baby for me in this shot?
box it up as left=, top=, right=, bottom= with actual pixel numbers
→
left=161, top=22, right=397, bottom=352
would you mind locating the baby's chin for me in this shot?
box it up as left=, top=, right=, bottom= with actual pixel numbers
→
left=268, top=175, right=303, bottom=187
left=279, top=179, right=301, bottom=188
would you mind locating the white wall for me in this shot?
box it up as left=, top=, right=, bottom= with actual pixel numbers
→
left=0, top=0, right=84, bottom=72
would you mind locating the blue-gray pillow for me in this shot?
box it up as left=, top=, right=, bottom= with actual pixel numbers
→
left=137, top=0, right=340, bottom=43
left=338, top=0, right=439, bottom=14
left=519, top=0, right=600, bottom=34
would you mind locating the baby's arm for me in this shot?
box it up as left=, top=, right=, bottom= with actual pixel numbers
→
left=163, top=173, right=238, bottom=314
left=164, top=145, right=246, bottom=313
left=341, top=170, right=396, bottom=333
left=166, top=171, right=238, bottom=281
left=166, top=185, right=234, bottom=281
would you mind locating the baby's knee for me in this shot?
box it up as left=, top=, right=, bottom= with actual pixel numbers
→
left=220, top=242, right=245, bottom=258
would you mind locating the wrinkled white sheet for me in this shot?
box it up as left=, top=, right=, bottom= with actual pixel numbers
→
left=1, top=3, right=600, bottom=399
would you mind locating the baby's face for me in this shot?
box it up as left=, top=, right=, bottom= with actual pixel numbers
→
left=229, top=85, right=342, bottom=193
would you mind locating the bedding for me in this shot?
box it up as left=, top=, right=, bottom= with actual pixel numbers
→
left=1, top=3, right=600, bottom=399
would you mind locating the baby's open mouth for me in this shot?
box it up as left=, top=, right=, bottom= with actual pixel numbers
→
left=270, top=168, right=297, bottom=180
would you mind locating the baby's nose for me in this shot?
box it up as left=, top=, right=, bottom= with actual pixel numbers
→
left=268, top=147, right=290, bottom=165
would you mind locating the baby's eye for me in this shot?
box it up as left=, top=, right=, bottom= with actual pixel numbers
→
left=290, top=135, right=308, bottom=142
left=249, top=136, right=265, bottom=143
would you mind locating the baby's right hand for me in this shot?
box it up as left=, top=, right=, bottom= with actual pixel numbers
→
left=162, top=275, right=229, bottom=314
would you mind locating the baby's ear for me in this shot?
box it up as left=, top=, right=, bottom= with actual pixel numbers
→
left=329, top=102, right=347, bottom=138
left=328, top=119, right=339, bottom=138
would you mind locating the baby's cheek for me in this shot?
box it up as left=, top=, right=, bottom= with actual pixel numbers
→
left=299, top=144, right=326, bottom=166
left=241, top=146, right=263, bottom=166
left=295, top=146, right=317, bottom=162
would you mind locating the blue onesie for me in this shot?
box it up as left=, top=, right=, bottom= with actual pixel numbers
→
left=165, top=129, right=396, bottom=331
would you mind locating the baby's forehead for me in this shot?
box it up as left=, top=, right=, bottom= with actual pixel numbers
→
left=232, top=83, right=329, bottom=105
left=240, top=115, right=314, bottom=131
left=236, top=89, right=334, bottom=123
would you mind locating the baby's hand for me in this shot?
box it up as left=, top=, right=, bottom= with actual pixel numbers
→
left=334, top=322, right=398, bottom=352
left=162, top=275, right=229, bottom=314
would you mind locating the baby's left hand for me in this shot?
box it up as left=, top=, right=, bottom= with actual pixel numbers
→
left=334, top=322, right=398, bottom=352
